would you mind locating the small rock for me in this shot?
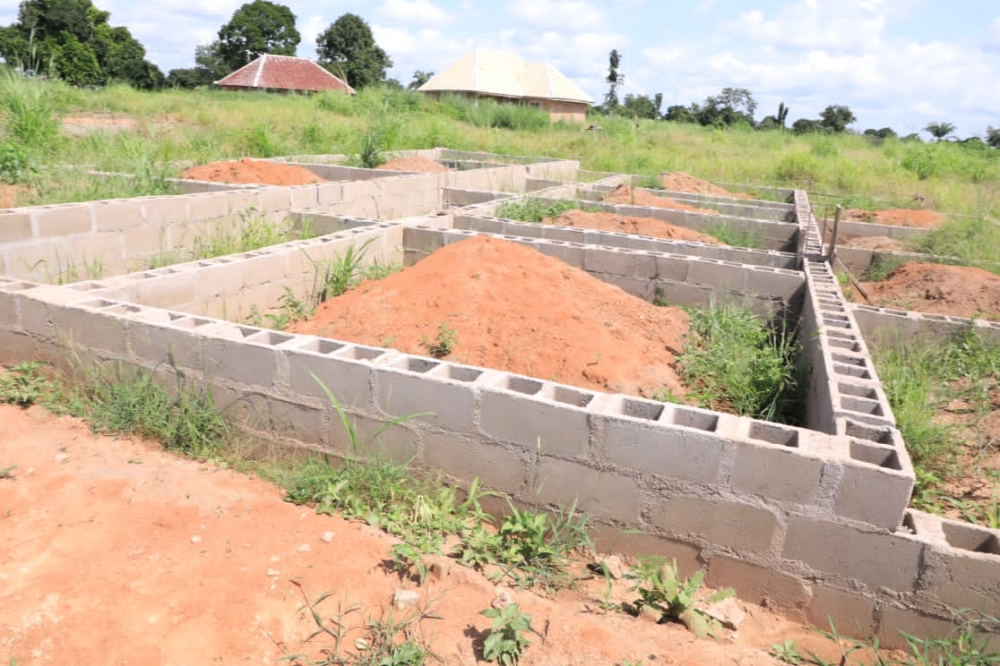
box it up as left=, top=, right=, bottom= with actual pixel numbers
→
left=597, top=554, right=626, bottom=579
left=297, top=544, right=311, bottom=553
left=701, top=596, right=747, bottom=631
left=320, top=531, right=335, bottom=543
left=266, top=569, right=280, bottom=577
left=393, top=588, right=421, bottom=610
left=190, top=535, right=202, bottom=544
left=491, top=588, right=514, bottom=610
left=54, top=453, right=69, bottom=464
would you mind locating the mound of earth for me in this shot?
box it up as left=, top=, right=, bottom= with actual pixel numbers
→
left=839, top=236, right=906, bottom=252
left=1, top=184, right=26, bottom=208
left=603, top=184, right=719, bottom=214
left=545, top=210, right=725, bottom=245
left=180, top=158, right=324, bottom=185
left=288, top=236, right=691, bottom=397
left=376, top=156, right=449, bottom=172
left=658, top=171, right=752, bottom=199
left=842, top=208, right=945, bottom=228
left=860, top=262, right=1000, bottom=320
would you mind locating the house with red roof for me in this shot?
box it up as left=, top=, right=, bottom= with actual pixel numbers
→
left=215, top=54, right=355, bottom=95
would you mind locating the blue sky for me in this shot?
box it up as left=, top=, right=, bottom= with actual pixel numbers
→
left=1, top=0, right=998, bottom=138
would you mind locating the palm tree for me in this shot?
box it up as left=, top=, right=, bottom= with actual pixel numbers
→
left=924, top=121, right=955, bottom=142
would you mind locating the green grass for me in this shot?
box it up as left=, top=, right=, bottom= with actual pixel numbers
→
left=669, top=299, right=803, bottom=423
left=495, top=197, right=579, bottom=223
left=706, top=223, right=764, bottom=249
left=872, top=327, right=1000, bottom=521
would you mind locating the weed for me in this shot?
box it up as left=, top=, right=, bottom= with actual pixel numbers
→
left=0, top=142, right=35, bottom=184
left=74, top=361, right=227, bottom=458
left=310, top=238, right=376, bottom=305
left=495, top=198, right=578, bottom=223
left=0, top=362, right=52, bottom=407
left=251, top=287, right=311, bottom=330
left=863, top=254, right=908, bottom=282
left=0, top=68, right=60, bottom=151
left=770, top=639, right=804, bottom=664
left=677, top=299, right=802, bottom=423
left=627, top=557, right=735, bottom=637
left=420, top=323, right=457, bottom=359
left=897, top=610, right=1000, bottom=665
left=0, top=465, right=17, bottom=479
left=707, top=224, right=763, bottom=249
left=481, top=603, right=533, bottom=665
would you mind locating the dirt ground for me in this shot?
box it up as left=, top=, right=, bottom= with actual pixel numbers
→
left=603, top=185, right=718, bottom=214
left=658, top=172, right=752, bottom=199
left=836, top=235, right=907, bottom=252
left=1, top=403, right=874, bottom=665
left=376, top=156, right=449, bottom=172
left=544, top=210, right=725, bottom=245
left=841, top=208, right=945, bottom=228
left=288, top=236, right=691, bottom=398
left=180, top=158, right=325, bottom=185
left=0, top=184, right=25, bottom=209
left=853, top=262, right=1000, bottom=320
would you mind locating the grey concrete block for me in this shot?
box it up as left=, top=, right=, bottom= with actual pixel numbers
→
left=423, top=433, right=528, bottom=496
left=0, top=212, right=33, bottom=242
left=202, top=332, right=281, bottom=387
left=783, top=515, right=923, bottom=592
left=835, top=446, right=913, bottom=528
left=648, top=495, right=781, bottom=554
left=604, top=419, right=725, bottom=484
left=807, top=585, right=877, bottom=636
left=287, top=342, right=373, bottom=409
left=376, top=362, right=476, bottom=431
left=707, top=555, right=812, bottom=616
left=35, top=204, right=94, bottom=237
left=730, top=443, right=823, bottom=505
left=128, top=316, right=205, bottom=371
left=479, top=386, right=592, bottom=458
left=532, top=457, right=642, bottom=523
left=142, top=197, right=187, bottom=226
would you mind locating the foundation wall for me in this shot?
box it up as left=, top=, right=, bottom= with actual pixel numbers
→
left=581, top=187, right=796, bottom=222
left=0, top=278, right=993, bottom=647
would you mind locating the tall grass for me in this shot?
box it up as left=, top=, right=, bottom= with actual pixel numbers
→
left=0, top=68, right=61, bottom=151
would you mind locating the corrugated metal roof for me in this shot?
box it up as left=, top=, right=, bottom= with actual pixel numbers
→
left=215, top=54, right=355, bottom=94
left=419, top=49, right=593, bottom=104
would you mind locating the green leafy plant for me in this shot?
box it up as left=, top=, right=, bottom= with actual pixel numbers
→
left=0, top=142, right=35, bottom=184
left=770, top=639, right=804, bottom=664
left=310, top=238, right=377, bottom=305
left=628, top=557, right=735, bottom=637
left=481, top=603, right=533, bottom=665
left=495, top=198, right=579, bottom=223
left=0, top=362, right=51, bottom=407
left=420, top=323, right=457, bottom=359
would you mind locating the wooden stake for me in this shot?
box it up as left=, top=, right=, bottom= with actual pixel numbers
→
left=827, top=204, right=842, bottom=265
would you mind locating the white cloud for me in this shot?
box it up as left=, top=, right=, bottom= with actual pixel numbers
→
left=377, top=0, right=453, bottom=26
left=730, top=1, right=887, bottom=52
left=506, top=0, right=604, bottom=31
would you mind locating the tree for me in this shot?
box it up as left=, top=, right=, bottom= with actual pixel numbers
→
left=691, top=87, right=757, bottom=128
left=777, top=102, right=789, bottom=129
left=0, top=0, right=162, bottom=88
left=864, top=127, right=897, bottom=139
left=166, top=41, right=229, bottom=89
left=217, top=0, right=300, bottom=71
left=664, top=105, right=696, bottom=124
left=622, top=93, right=660, bottom=120
left=987, top=126, right=1000, bottom=149
left=316, top=13, right=391, bottom=89
left=819, top=104, right=856, bottom=132
left=792, top=118, right=822, bottom=135
left=602, top=49, right=623, bottom=112
left=408, top=69, right=432, bottom=90
left=924, top=121, right=955, bottom=142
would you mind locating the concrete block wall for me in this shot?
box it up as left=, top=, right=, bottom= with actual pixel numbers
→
left=401, top=226, right=805, bottom=316
left=4, top=149, right=998, bottom=647
left=488, top=195, right=800, bottom=252
left=66, top=222, right=403, bottom=322
left=586, top=184, right=797, bottom=222
left=0, top=278, right=993, bottom=647
left=452, top=212, right=800, bottom=270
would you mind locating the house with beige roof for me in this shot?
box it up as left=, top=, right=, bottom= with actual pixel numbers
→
left=418, top=49, right=594, bottom=123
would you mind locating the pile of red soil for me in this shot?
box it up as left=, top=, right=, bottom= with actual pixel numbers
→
left=376, top=156, right=449, bottom=172
left=658, top=171, right=751, bottom=199
left=842, top=208, right=945, bottom=228
left=841, top=236, right=906, bottom=252
left=860, top=262, right=1000, bottom=320
left=545, top=210, right=725, bottom=245
left=180, top=158, right=324, bottom=185
left=603, top=184, right=719, bottom=214
left=288, top=236, right=691, bottom=397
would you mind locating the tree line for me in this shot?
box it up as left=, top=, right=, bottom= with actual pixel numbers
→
left=596, top=50, right=1000, bottom=147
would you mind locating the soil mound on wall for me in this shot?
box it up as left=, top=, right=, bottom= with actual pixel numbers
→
left=859, top=262, right=1000, bottom=320
left=658, top=171, right=751, bottom=199
left=842, top=208, right=945, bottom=228
left=545, top=210, right=725, bottom=245
left=376, top=156, right=449, bottom=172
left=289, top=236, right=691, bottom=397
left=180, top=158, right=324, bottom=185
left=603, top=184, right=719, bottom=214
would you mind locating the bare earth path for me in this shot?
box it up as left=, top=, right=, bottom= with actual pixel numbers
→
left=1, top=404, right=846, bottom=665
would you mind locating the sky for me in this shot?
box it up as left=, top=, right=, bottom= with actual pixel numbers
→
left=1, top=0, right=999, bottom=138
